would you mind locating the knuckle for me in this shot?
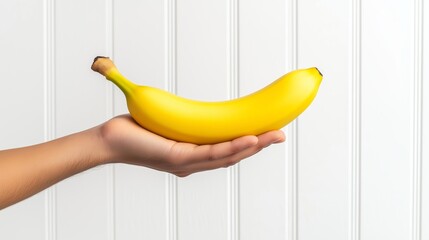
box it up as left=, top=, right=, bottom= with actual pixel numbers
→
left=223, top=158, right=239, bottom=168
left=207, top=147, right=217, bottom=161
left=175, top=172, right=191, bottom=178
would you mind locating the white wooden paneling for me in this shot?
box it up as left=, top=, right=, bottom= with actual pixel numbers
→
left=349, top=0, right=361, bottom=240
left=411, top=1, right=423, bottom=239
left=1, top=1, right=428, bottom=240
left=112, top=0, right=168, bottom=239
left=175, top=0, right=229, bottom=239
left=238, top=0, right=287, bottom=239
left=297, top=0, right=350, bottom=240
left=420, top=0, right=428, bottom=239
left=0, top=1, right=45, bottom=150
left=361, top=1, right=414, bottom=239
left=53, top=0, right=112, bottom=239
left=0, top=1, right=46, bottom=239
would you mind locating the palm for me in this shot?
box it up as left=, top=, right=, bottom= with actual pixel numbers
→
left=102, top=115, right=285, bottom=177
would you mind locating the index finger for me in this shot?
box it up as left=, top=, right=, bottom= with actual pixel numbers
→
left=187, top=135, right=259, bottom=163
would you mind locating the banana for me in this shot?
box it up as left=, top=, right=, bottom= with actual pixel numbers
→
left=91, top=56, right=322, bottom=144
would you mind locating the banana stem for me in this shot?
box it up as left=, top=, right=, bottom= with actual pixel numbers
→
left=91, top=56, right=136, bottom=94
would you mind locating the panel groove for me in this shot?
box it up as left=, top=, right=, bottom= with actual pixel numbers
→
left=286, top=0, right=298, bottom=239
left=411, top=0, right=423, bottom=239
left=349, top=0, right=361, bottom=239
left=227, top=0, right=240, bottom=239
left=165, top=0, right=178, bottom=239
left=43, top=0, right=57, bottom=239
left=105, top=0, right=116, bottom=239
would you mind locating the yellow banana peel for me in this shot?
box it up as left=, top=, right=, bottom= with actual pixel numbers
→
left=92, top=57, right=322, bottom=144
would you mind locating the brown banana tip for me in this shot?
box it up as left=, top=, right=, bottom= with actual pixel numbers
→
left=315, top=67, right=323, bottom=77
left=91, top=56, right=117, bottom=76
left=93, top=56, right=109, bottom=65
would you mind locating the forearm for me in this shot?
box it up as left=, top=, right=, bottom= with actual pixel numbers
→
left=0, top=115, right=285, bottom=210
left=0, top=126, right=108, bottom=209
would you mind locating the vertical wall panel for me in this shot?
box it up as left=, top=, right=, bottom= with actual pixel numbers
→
left=297, top=0, right=350, bottom=239
left=0, top=1, right=45, bottom=239
left=54, top=0, right=111, bottom=239
left=112, top=1, right=168, bottom=239
left=227, top=0, right=240, bottom=239
left=1, top=1, right=428, bottom=240
left=0, top=1, right=45, bottom=150
left=349, top=0, right=361, bottom=239
left=238, top=0, right=287, bottom=239
left=285, top=1, right=298, bottom=239
left=360, top=1, right=413, bottom=239
left=411, top=0, right=423, bottom=239
left=421, top=1, right=428, bottom=239
left=175, top=0, right=228, bottom=239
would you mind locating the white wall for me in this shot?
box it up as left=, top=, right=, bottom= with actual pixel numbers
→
left=0, top=0, right=427, bottom=240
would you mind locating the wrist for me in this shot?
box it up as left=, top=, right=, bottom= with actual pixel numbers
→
left=84, top=125, right=116, bottom=166
left=96, top=119, right=123, bottom=165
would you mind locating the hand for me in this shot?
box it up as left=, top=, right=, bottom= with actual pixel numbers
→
left=0, top=114, right=284, bottom=209
left=100, top=115, right=285, bottom=177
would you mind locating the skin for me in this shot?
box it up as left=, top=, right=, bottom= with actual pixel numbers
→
left=0, top=114, right=285, bottom=210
